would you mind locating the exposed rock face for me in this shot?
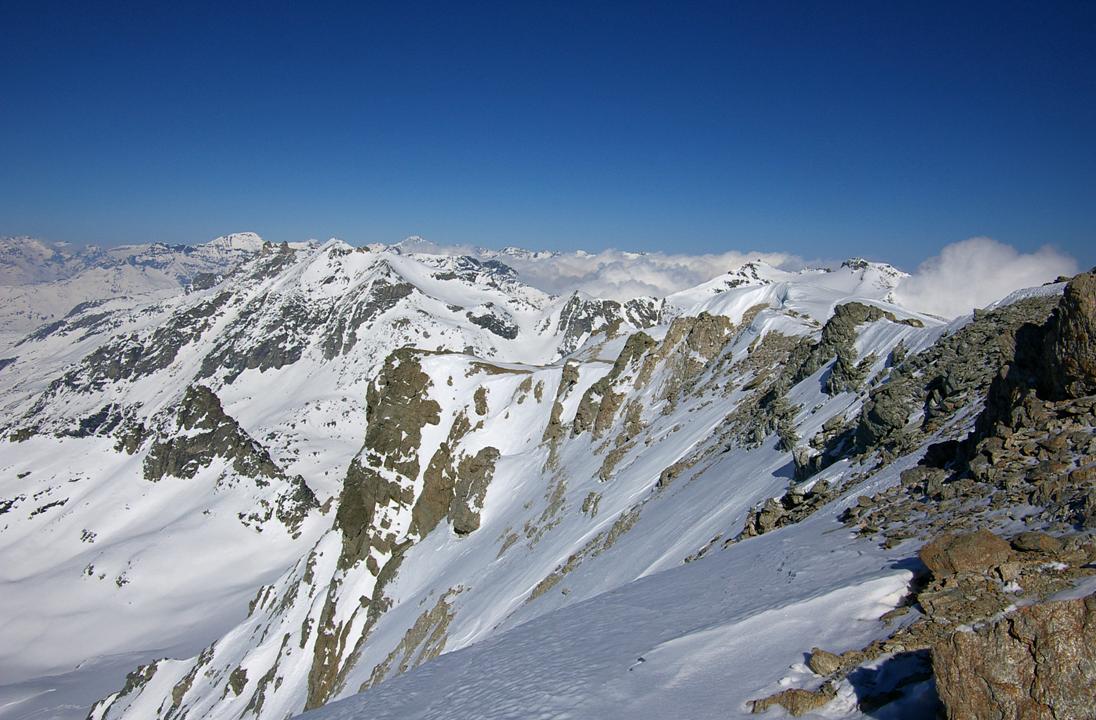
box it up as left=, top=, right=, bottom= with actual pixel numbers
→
left=466, top=309, right=519, bottom=340
left=1011, top=531, right=1064, bottom=555
left=807, top=648, right=843, bottom=676
left=321, top=279, right=415, bottom=359
left=738, top=482, right=834, bottom=540
left=1043, top=270, right=1096, bottom=400
left=310, top=366, right=503, bottom=711
left=785, top=301, right=904, bottom=396
left=839, top=294, right=1095, bottom=544
left=572, top=331, right=655, bottom=438
left=42, top=290, right=231, bottom=395
left=144, top=385, right=282, bottom=482
left=933, top=592, right=1096, bottom=720
left=448, top=446, right=501, bottom=535
left=142, top=384, right=318, bottom=531
left=553, top=293, right=662, bottom=358
left=310, top=348, right=475, bottom=710
left=335, top=349, right=441, bottom=569
left=742, top=279, right=1096, bottom=718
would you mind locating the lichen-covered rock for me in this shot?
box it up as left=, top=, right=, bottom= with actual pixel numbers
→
left=918, top=529, right=1012, bottom=577
left=933, top=592, right=1096, bottom=720
left=807, top=648, right=843, bottom=676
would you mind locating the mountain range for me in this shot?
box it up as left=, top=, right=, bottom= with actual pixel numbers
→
left=0, top=234, right=1092, bottom=720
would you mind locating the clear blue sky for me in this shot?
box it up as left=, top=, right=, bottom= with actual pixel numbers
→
left=1, top=1, right=1093, bottom=269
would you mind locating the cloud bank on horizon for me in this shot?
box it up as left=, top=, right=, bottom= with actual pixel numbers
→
left=891, top=237, right=1078, bottom=318
left=502, top=248, right=802, bottom=301
left=397, top=237, right=799, bottom=300
left=404, top=235, right=1078, bottom=318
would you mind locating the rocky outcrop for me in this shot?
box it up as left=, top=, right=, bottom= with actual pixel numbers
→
left=572, top=331, right=655, bottom=438
left=448, top=447, right=501, bottom=535
left=143, top=385, right=317, bottom=532
left=1043, top=270, right=1096, bottom=400
left=144, top=385, right=281, bottom=482
left=42, top=291, right=231, bottom=395
left=466, top=308, right=519, bottom=340
left=737, top=482, right=835, bottom=540
left=786, top=301, right=908, bottom=395
left=553, top=293, right=662, bottom=358
left=933, top=592, right=1096, bottom=720
left=309, top=350, right=504, bottom=710
left=751, top=525, right=1096, bottom=718
left=307, top=350, right=444, bottom=709
left=321, top=279, right=415, bottom=359
left=335, top=349, right=442, bottom=569
left=199, top=292, right=326, bottom=383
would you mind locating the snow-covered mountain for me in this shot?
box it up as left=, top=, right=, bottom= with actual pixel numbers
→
left=0, top=233, right=267, bottom=350
left=1, top=238, right=1092, bottom=720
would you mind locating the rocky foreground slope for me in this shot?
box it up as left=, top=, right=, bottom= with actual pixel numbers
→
left=0, top=237, right=1092, bottom=720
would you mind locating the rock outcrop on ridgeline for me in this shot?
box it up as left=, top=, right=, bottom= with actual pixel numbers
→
left=748, top=273, right=1096, bottom=718
left=1044, top=269, right=1096, bottom=400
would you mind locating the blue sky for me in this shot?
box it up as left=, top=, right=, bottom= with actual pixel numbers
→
left=1, top=1, right=1093, bottom=270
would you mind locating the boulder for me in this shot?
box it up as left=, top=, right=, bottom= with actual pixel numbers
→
left=1010, top=531, right=1064, bottom=554
left=919, top=529, right=1012, bottom=576
left=751, top=682, right=836, bottom=716
left=807, top=648, right=843, bottom=676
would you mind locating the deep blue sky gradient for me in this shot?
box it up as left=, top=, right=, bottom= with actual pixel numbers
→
left=1, top=1, right=1094, bottom=269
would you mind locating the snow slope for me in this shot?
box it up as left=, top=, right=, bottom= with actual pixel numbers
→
left=300, top=515, right=921, bottom=720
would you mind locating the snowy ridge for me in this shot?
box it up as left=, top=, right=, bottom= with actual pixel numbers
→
left=0, top=238, right=1066, bottom=720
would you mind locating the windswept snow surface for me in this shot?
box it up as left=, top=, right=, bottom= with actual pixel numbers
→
left=300, top=511, right=917, bottom=720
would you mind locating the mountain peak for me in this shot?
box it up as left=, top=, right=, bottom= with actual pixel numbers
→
left=205, top=232, right=265, bottom=252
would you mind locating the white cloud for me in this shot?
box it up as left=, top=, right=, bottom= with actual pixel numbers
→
left=893, top=237, right=1078, bottom=318
left=400, top=235, right=1079, bottom=314
left=398, top=237, right=800, bottom=300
